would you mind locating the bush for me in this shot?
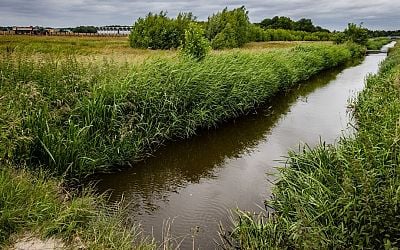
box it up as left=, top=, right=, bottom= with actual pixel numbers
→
left=344, top=23, right=368, bottom=45
left=181, top=23, right=210, bottom=61
left=211, top=23, right=238, bottom=49
left=129, top=12, right=194, bottom=49
left=206, top=6, right=251, bottom=49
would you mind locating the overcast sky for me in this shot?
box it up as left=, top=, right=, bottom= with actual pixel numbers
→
left=1, top=0, right=399, bottom=30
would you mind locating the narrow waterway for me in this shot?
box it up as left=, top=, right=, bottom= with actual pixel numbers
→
left=93, top=45, right=393, bottom=249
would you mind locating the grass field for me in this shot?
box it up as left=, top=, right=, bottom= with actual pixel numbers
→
left=0, top=35, right=330, bottom=62
left=227, top=43, right=400, bottom=249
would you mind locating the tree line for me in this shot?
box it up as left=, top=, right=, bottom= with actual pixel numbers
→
left=258, top=16, right=330, bottom=33
left=129, top=6, right=336, bottom=51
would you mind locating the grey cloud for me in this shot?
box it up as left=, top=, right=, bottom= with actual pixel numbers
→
left=0, top=0, right=399, bottom=30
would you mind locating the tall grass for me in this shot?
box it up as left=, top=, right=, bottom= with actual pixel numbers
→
left=226, top=44, right=400, bottom=248
left=0, top=43, right=364, bottom=177
left=0, top=164, right=155, bottom=249
left=366, top=37, right=391, bottom=50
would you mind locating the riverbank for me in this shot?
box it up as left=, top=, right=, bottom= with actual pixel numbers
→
left=0, top=164, right=156, bottom=249
left=0, top=43, right=364, bottom=177
left=229, top=43, right=400, bottom=249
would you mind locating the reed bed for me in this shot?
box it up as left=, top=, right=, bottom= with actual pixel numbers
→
left=0, top=43, right=363, bottom=177
left=366, top=37, right=392, bottom=50
left=227, top=44, right=400, bottom=249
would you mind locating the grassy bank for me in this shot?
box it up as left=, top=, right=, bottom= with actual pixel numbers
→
left=228, top=44, right=400, bottom=248
left=0, top=164, right=155, bottom=249
left=366, top=37, right=391, bottom=50
left=0, top=43, right=364, bottom=177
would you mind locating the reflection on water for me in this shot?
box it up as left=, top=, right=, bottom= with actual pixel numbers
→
left=91, top=54, right=386, bottom=249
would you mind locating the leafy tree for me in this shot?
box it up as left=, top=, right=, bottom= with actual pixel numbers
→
left=206, top=6, right=250, bottom=49
left=129, top=12, right=194, bottom=49
left=211, top=23, right=238, bottom=49
left=343, top=23, right=368, bottom=45
left=181, top=23, right=210, bottom=61
left=294, top=18, right=314, bottom=32
left=260, top=16, right=294, bottom=30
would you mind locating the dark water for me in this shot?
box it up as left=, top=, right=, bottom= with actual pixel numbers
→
left=93, top=53, right=388, bottom=249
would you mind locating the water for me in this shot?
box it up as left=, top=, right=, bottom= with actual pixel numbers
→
left=92, top=52, right=388, bottom=249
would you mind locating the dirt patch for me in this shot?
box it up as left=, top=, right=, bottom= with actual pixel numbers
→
left=11, top=235, right=65, bottom=250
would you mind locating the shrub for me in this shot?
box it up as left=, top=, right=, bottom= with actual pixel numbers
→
left=211, top=23, right=238, bottom=49
left=129, top=12, right=194, bottom=49
left=206, top=6, right=251, bottom=49
left=181, top=23, right=210, bottom=61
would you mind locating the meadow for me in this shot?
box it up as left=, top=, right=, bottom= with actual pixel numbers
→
left=228, top=43, right=400, bottom=249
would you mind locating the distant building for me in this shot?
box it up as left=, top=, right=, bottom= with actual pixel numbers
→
left=13, top=26, right=34, bottom=34
left=12, top=26, right=51, bottom=35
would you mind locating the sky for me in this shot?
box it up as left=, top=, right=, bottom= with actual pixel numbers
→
left=0, top=0, right=399, bottom=31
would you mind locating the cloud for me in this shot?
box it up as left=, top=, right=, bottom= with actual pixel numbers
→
left=0, top=0, right=399, bottom=30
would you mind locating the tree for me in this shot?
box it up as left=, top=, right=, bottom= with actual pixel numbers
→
left=260, top=16, right=294, bottom=30
left=343, top=23, right=368, bottom=45
left=129, top=12, right=195, bottom=49
left=294, top=18, right=314, bottom=32
left=206, top=6, right=251, bottom=49
left=211, top=23, right=238, bottom=49
left=181, top=23, right=210, bottom=61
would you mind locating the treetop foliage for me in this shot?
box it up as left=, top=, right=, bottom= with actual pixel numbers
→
left=334, top=23, right=368, bottom=45
left=259, top=16, right=329, bottom=33
left=128, top=6, right=335, bottom=51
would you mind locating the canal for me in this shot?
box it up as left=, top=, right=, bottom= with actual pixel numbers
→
left=92, top=44, right=394, bottom=249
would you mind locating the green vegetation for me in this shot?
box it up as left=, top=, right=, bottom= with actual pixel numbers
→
left=129, top=12, right=194, bottom=49
left=0, top=164, right=154, bottom=249
left=227, top=44, right=400, bottom=248
left=367, top=37, right=392, bottom=50
left=206, top=6, right=251, bottom=49
left=259, top=16, right=329, bottom=33
left=128, top=7, right=333, bottom=50
left=181, top=22, right=210, bottom=61
left=0, top=43, right=363, bottom=178
left=334, top=23, right=369, bottom=45
left=368, top=29, right=400, bottom=37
